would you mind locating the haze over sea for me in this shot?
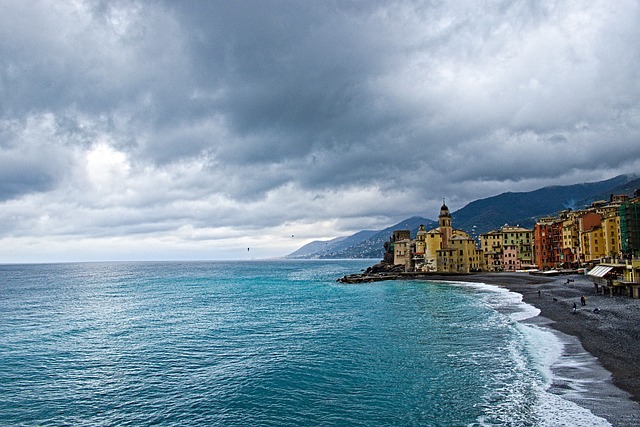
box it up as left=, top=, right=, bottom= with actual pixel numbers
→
left=0, top=260, right=612, bottom=426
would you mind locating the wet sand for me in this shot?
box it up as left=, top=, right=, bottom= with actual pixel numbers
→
left=441, top=272, right=640, bottom=426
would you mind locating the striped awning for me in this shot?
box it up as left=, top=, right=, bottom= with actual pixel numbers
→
left=587, top=265, right=614, bottom=278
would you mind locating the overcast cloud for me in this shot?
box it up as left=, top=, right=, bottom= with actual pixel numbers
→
left=1, top=0, right=640, bottom=262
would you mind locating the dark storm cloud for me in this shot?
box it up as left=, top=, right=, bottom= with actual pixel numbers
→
left=164, top=2, right=404, bottom=161
left=0, top=114, right=78, bottom=201
left=170, top=0, right=640, bottom=192
left=0, top=163, right=56, bottom=201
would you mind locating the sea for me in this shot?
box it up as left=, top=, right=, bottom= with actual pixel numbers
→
left=0, top=259, right=624, bottom=426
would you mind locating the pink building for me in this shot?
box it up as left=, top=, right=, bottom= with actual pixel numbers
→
left=502, top=244, right=521, bottom=272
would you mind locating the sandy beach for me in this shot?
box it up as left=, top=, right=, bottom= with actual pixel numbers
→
left=445, top=272, right=640, bottom=426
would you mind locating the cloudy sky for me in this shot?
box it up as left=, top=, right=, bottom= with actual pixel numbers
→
left=1, top=0, right=639, bottom=262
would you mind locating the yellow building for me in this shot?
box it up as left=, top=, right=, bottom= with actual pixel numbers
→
left=424, top=201, right=479, bottom=272
left=622, top=259, right=640, bottom=298
left=481, top=230, right=503, bottom=271
left=389, top=200, right=484, bottom=273
left=422, top=228, right=443, bottom=271
left=601, top=213, right=621, bottom=257
left=561, top=217, right=579, bottom=259
left=437, top=235, right=485, bottom=273
left=581, top=227, right=606, bottom=262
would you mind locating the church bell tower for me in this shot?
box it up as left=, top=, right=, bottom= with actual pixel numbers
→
left=439, top=199, right=452, bottom=249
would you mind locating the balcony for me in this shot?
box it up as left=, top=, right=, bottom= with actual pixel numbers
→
left=599, top=256, right=640, bottom=267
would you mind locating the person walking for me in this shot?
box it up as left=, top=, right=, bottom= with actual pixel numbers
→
left=573, top=302, right=577, bottom=314
left=581, top=295, right=586, bottom=306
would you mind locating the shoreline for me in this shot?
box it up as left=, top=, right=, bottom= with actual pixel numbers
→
left=376, top=271, right=640, bottom=401
left=340, top=269, right=640, bottom=425
left=475, top=273, right=640, bottom=399
left=429, top=272, right=640, bottom=425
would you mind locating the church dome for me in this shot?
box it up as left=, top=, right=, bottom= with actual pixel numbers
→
left=439, top=199, right=451, bottom=217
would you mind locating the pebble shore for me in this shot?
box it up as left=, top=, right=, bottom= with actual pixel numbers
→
left=488, top=272, right=640, bottom=426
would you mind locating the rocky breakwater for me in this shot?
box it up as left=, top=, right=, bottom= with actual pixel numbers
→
left=337, top=261, right=475, bottom=283
left=337, top=262, right=406, bottom=283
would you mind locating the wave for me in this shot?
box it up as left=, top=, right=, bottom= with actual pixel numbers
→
left=451, top=281, right=612, bottom=427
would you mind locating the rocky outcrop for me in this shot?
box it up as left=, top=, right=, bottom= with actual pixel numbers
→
left=337, top=273, right=400, bottom=283
left=364, top=261, right=405, bottom=274
left=336, top=261, right=402, bottom=283
left=336, top=261, right=475, bottom=283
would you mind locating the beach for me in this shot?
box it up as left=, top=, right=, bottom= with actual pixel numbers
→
left=447, top=272, right=640, bottom=426
left=341, top=266, right=640, bottom=424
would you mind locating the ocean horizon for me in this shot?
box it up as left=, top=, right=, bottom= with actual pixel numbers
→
left=0, top=259, right=615, bottom=426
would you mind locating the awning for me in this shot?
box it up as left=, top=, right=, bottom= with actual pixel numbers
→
left=588, top=265, right=614, bottom=278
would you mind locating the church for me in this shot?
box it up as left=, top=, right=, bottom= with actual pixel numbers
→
left=391, top=201, right=485, bottom=273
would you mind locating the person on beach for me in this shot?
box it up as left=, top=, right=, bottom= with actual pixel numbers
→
left=573, top=302, right=577, bottom=314
left=538, top=290, right=541, bottom=298
left=581, top=295, right=586, bottom=306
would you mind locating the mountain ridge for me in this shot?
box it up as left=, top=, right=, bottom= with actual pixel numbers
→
left=286, top=174, right=640, bottom=259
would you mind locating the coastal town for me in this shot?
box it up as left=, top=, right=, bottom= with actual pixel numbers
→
left=341, top=190, right=640, bottom=298
left=336, top=189, right=640, bottom=416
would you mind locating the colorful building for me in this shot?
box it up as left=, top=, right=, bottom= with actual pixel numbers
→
left=533, top=217, right=555, bottom=270
left=481, top=225, right=533, bottom=271
left=621, top=194, right=640, bottom=257
left=437, top=235, right=484, bottom=273
left=388, top=201, right=484, bottom=273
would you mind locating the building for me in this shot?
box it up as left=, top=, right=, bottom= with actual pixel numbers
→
left=391, top=230, right=411, bottom=268
left=578, top=212, right=604, bottom=263
left=560, top=215, right=580, bottom=266
left=481, top=225, right=533, bottom=271
left=481, top=230, right=503, bottom=271
left=601, top=212, right=621, bottom=257
left=588, top=259, right=640, bottom=298
left=620, top=193, right=640, bottom=257
left=502, top=244, right=520, bottom=271
left=437, top=234, right=485, bottom=273
left=533, top=217, right=555, bottom=270
left=532, top=194, right=633, bottom=269
left=387, top=201, right=484, bottom=273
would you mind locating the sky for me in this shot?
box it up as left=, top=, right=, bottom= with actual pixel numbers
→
left=1, top=0, right=640, bottom=263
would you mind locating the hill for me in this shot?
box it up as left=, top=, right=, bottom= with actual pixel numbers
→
left=287, top=217, right=436, bottom=259
left=287, top=231, right=377, bottom=259
left=286, top=174, right=640, bottom=259
left=318, top=216, right=438, bottom=259
left=452, top=174, right=639, bottom=234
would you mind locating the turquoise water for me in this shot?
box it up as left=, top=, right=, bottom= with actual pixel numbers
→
left=0, top=260, right=610, bottom=426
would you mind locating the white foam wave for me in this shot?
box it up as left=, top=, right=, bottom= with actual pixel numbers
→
left=534, top=390, right=611, bottom=427
left=447, top=280, right=540, bottom=321
left=517, top=322, right=562, bottom=385
left=450, top=281, right=612, bottom=427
